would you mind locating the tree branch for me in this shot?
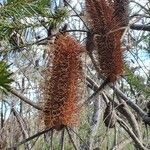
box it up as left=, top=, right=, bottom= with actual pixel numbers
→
left=130, top=24, right=150, bottom=32
left=102, top=92, right=142, bottom=141
left=117, top=117, right=148, bottom=150
left=88, top=96, right=101, bottom=150
left=12, top=108, right=32, bottom=149
left=7, top=127, right=53, bottom=149
left=66, top=127, right=78, bottom=150
left=86, top=75, right=150, bottom=125
left=9, top=88, right=42, bottom=110
left=112, top=138, right=132, bottom=150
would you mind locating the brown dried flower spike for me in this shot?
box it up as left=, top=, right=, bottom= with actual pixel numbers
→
left=43, top=33, right=83, bottom=131
left=86, top=0, right=129, bottom=83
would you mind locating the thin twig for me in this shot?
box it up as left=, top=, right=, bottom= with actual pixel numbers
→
left=66, top=127, right=78, bottom=150
left=64, top=0, right=89, bottom=30
left=65, top=29, right=88, bottom=33
left=60, top=128, right=65, bottom=150
left=111, top=138, right=132, bottom=150
left=7, top=127, right=53, bottom=149
left=87, top=78, right=109, bottom=103
left=88, top=77, right=143, bottom=140
left=68, top=127, right=89, bottom=149
left=12, top=108, right=31, bottom=149
left=117, top=117, right=148, bottom=150
left=130, top=24, right=150, bottom=32
left=9, top=88, right=42, bottom=110
left=50, top=130, right=53, bottom=150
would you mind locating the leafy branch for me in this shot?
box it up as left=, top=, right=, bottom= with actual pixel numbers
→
left=0, top=61, right=14, bottom=94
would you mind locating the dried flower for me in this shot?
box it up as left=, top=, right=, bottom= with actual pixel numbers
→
left=42, top=33, right=83, bottom=130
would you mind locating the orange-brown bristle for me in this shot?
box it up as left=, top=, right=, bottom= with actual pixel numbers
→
left=113, top=0, right=129, bottom=27
left=95, top=32, right=123, bottom=82
left=43, top=33, right=83, bottom=130
left=85, top=0, right=127, bottom=82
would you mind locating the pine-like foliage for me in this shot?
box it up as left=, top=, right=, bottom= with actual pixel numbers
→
left=0, top=61, right=13, bottom=94
left=0, top=0, right=67, bottom=54
left=42, top=33, right=83, bottom=130
left=86, top=0, right=129, bottom=82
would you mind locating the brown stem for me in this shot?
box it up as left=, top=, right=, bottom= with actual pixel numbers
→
left=12, top=108, right=31, bottom=149
left=60, top=128, right=65, bottom=150
left=7, top=127, right=53, bottom=149
left=9, top=88, right=42, bottom=110
left=130, top=24, right=150, bottom=32
left=66, top=127, right=78, bottom=150
left=117, top=117, right=148, bottom=150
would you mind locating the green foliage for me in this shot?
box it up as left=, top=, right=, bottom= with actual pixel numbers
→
left=0, top=0, right=67, bottom=40
left=0, top=61, right=14, bottom=94
left=125, top=66, right=150, bottom=97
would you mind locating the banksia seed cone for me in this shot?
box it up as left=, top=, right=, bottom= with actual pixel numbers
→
left=85, top=0, right=129, bottom=82
left=42, top=33, right=83, bottom=131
